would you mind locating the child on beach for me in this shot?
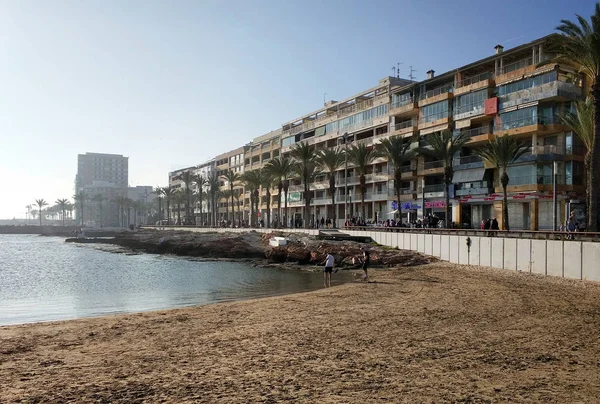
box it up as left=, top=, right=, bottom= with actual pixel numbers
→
left=361, top=247, right=370, bottom=281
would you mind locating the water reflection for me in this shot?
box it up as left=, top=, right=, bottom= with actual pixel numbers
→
left=0, top=235, right=351, bottom=325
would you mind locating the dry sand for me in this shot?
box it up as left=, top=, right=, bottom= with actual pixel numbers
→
left=2, top=262, right=600, bottom=403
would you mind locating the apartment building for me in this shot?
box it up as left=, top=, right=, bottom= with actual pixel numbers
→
left=243, top=129, right=282, bottom=223
left=172, top=34, right=586, bottom=230
left=214, top=147, right=245, bottom=222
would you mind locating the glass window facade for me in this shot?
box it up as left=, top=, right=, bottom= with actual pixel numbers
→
left=421, top=101, right=449, bottom=123
left=391, top=92, right=413, bottom=108
left=498, top=71, right=557, bottom=96
left=282, top=136, right=295, bottom=147
left=324, top=104, right=388, bottom=134
left=454, top=89, right=486, bottom=116
left=496, top=106, right=537, bottom=131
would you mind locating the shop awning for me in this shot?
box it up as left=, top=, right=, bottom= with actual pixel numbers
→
left=453, top=168, right=486, bottom=183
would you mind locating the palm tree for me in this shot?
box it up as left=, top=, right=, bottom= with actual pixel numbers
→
left=55, top=198, right=69, bottom=227
left=35, top=199, right=48, bottom=226
left=192, top=174, right=206, bottom=225
left=220, top=189, right=232, bottom=225
left=31, top=209, right=38, bottom=222
left=375, top=136, right=414, bottom=223
left=561, top=97, right=595, bottom=228
left=316, top=148, right=345, bottom=227
left=240, top=170, right=262, bottom=227
left=290, top=142, right=321, bottom=228
left=114, top=195, right=128, bottom=227
left=162, top=187, right=175, bottom=225
left=232, top=188, right=243, bottom=226
left=91, top=194, right=105, bottom=227
left=177, top=171, right=195, bottom=221
left=264, top=156, right=294, bottom=228
left=545, top=4, right=600, bottom=230
left=346, top=143, right=376, bottom=222
left=153, top=186, right=164, bottom=224
left=417, top=130, right=470, bottom=228
left=475, top=135, right=530, bottom=231
left=260, top=168, right=277, bottom=228
left=221, top=169, right=239, bottom=225
left=207, top=174, right=221, bottom=226
left=173, top=190, right=186, bottom=225
left=73, top=191, right=88, bottom=227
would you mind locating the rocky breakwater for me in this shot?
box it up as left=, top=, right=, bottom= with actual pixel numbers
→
left=67, top=229, right=435, bottom=268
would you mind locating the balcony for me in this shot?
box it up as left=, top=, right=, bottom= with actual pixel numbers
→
left=455, top=181, right=494, bottom=197
left=458, top=126, right=494, bottom=145
left=390, top=97, right=418, bottom=117
left=499, top=81, right=582, bottom=111
left=366, top=173, right=390, bottom=182
left=419, top=160, right=444, bottom=176
left=453, top=155, right=484, bottom=170
left=420, top=184, right=445, bottom=198
left=454, top=72, right=494, bottom=96
left=496, top=58, right=536, bottom=85
left=496, top=174, right=579, bottom=193
left=454, top=102, right=486, bottom=121
left=495, top=115, right=566, bottom=138
left=393, top=119, right=417, bottom=137
left=418, top=112, right=452, bottom=132
left=418, top=85, right=454, bottom=107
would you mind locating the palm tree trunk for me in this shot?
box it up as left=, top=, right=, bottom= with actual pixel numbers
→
left=304, top=185, right=310, bottom=229
left=230, top=186, right=234, bottom=225
left=503, top=185, right=509, bottom=231
left=330, top=179, right=336, bottom=228
left=284, top=184, right=289, bottom=228
left=360, top=177, right=366, bottom=221
left=80, top=202, right=84, bottom=227
left=277, top=183, right=283, bottom=228
left=39, top=210, right=42, bottom=227
left=266, top=190, right=271, bottom=228
left=395, top=171, right=402, bottom=224
left=589, top=80, right=600, bottom=232
left=62, top=210, right=65, bottom=227
left=444, top=183, right=450, bottom=229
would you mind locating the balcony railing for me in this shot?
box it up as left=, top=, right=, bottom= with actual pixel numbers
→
left=420, top=110, right=450, bottom=124
left=500, top=57, right=533, bottom=74
left=423, top=160, right=444, bottom=170
left=395, top=120, right=415, bottom=131
left=532, top=145, right=564, bottom=155
left=400, top=187, right=414, bottom=195
left=400, top=164, right=415, bottom=173
left=419, top=85, right=453, bottom=101
left=423, top=184, right=445, bottom=193
left=501, top=175, right=566, bottom=186
left=391, top=97, right=414, bottom=109
left=454, top=155, right=483, bottom=165
left=455, top=72, right=492, bottom=88
left=457, top=126, right=490, bottom=139
left=495, top=115, right=558, bottom=132
left=455, top=181, right=494, bottom=191
left=499, top=81, right=582, bottom=110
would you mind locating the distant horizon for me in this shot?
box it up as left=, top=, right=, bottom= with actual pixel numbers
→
left=1, top=0, right=597, bottom=219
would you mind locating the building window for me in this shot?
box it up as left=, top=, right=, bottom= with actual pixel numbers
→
left=454, top=89, right=486, bottom=116
left=498, top=71, right=557, bottom=96
left=421, top=101, right=449, bottom=123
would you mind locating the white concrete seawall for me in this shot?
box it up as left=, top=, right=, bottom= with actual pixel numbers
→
left=148, top=227, right=600, bottom=282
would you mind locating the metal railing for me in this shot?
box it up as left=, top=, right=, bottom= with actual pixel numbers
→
left=400, top=165, right=415, bottom=173
left=495, top=115, right=558, bottom=132
left=500, top=57, right=533, bottom=74
left=420, top=110, right=450, bottom=124
left=394, top=120, right=415, bottom=131
left=500, top=174, right=566, bottom=186
left=419, top=85, right=453, bottom=101
left=499, top=81, right=581, bottom=109
left=458, top=126, right=490, bottom=139
left=423, top=184, right=444, bottom=193
left=340, top=226, right=600, bottom=242
left=455, top=72, right=492, bottom=88
left=391, top=97, right=414, bottom=109
left=454, top=155, right=482, bottom=165
left=422, top=160, right=444, bottom=170
left=454, top=180, right=493, bottom=190
left=400, top=187, right=414, bottom=195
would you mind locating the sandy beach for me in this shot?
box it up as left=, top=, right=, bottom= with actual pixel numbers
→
left=2, top=262, right=600, bottom=403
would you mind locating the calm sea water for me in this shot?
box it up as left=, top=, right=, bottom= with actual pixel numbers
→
left=0, top=234, right=350, bottom=326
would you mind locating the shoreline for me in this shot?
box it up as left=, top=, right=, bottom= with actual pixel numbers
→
left=2, top=262, right=600, bottom=402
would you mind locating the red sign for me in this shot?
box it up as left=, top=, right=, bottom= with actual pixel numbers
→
left=539, top=195, right=554, bottom=199
left=484, top=197, right=496, bottom=201
left=512, top=195, right=526, bottom=199
left=425, top=201, right=446, bottom=209
left=484, top=97, right=498, bottom=115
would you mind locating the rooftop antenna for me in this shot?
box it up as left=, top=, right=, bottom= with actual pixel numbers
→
left=409, top=66, right=417, bottom=80
left=323, top=92, right=327, bottom=105
left=397, top=62, right=403, bottom=78
left=391, top=66, right=396, bottom=77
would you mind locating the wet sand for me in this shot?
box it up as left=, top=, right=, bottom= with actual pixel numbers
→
left=2, top=262, right=600, bottom=403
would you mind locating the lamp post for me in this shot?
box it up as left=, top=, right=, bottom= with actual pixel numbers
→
left=340, top=132, right=349, bottom=226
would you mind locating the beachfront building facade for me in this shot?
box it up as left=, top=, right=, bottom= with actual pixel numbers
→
left=243, top=129, right=282, bottom=226
left=214, top=146, right=245, bottom=223
left=172, top=34, right=587, bottom=230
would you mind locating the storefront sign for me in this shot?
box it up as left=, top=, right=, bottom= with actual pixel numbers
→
left=401, top=202, right=422, bottom=210
left=425, top=201, right=445, bottom=209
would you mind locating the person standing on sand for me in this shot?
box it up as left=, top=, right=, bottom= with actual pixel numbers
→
left=323, top=252, right=335, bottom=288
left=361, top=247, right=370, bottom=281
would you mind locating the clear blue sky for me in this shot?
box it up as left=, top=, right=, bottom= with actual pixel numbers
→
left=1, top=0, right=597, bottom=219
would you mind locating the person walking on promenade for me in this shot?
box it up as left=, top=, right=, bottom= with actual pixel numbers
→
left=361, top=247, right=370, bottom=282
left=323, top=252, right=335, bottom=288
left=491, top=217, right=499, bottom=234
